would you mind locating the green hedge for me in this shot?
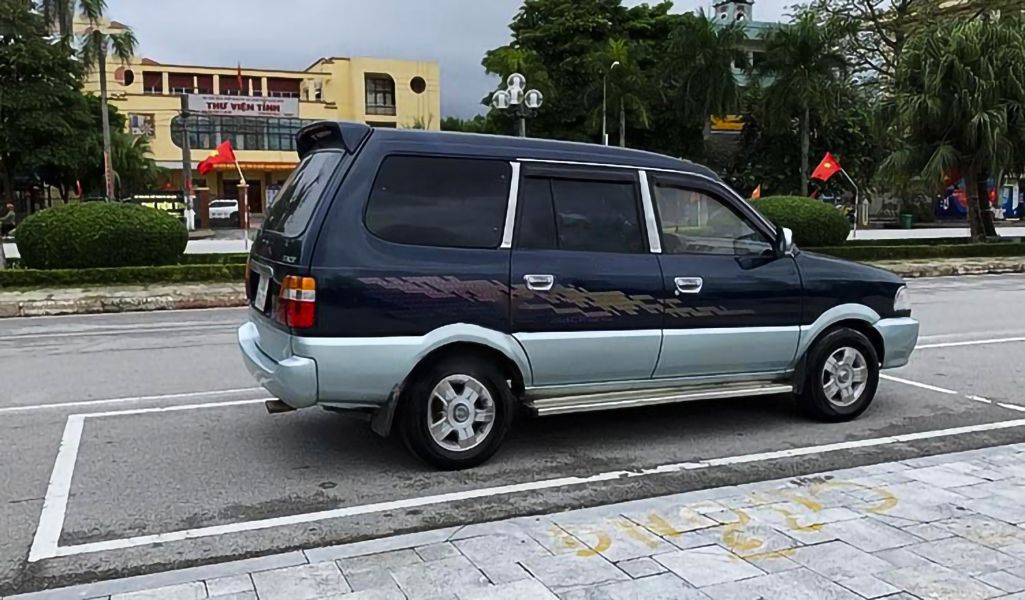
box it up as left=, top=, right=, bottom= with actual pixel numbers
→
left=754, top=196, right=851, bottom=247
left=15, top=202, right=187, bottom=269
left=809, top=242, right=1025, bottom=261
left=0, top=264, right=244, bottom=288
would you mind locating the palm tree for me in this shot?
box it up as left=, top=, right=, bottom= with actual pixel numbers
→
left=664, top=13, right=748, bottom=142
left=78, top=0, right=136, bottom=200
left=879, top=18, right=1025, bottom=240
left=755, top=13, right=847, bottom=196
left=38, top=0, right=75, bottom=38
left=587, top=39, right=649, bottom=147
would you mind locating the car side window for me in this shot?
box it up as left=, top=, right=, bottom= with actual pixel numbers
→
left=365, top=155, right=510, bottom=249
left=654, top=183, right=772, bottom=256
left=515, top=175, right=645, bottom=254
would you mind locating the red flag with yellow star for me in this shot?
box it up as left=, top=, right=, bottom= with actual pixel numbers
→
left=197, top=140, right=237, bottom=175
left=811, top=152, right=842, bottom=182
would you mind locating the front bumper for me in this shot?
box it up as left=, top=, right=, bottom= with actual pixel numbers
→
left=238, top=321, right=318, bottom=408
left=876, top=317, right=920, bottom=369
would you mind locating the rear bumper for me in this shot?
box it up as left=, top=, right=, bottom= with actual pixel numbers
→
left=238, top=321, right=318, bottom=408
left=876, top=317, right=920, bottom=369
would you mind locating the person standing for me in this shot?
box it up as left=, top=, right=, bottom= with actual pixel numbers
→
left=0, top=204, right=15, bottom=237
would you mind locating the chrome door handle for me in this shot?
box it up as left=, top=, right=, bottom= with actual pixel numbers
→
left=675, top=277, right=703, bottom=295
left=524, top=274, right=555, bottom=291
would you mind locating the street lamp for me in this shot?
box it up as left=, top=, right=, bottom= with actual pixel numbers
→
left=492, top=73, right=544, bottom=137
left=602, top=61, right=620, bottom=146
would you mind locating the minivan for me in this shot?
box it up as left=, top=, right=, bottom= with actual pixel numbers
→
left=239, top=121, right=919, bottom=470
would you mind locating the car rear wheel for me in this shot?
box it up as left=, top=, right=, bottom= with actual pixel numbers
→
left=399, top=355, right=513, bottom=470
left=797, top=327, right=880, bottom=421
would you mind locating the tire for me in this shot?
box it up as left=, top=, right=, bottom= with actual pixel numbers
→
left=796, top=327, right=880, bottom=422
left=398, top=355, right=513, bottom=470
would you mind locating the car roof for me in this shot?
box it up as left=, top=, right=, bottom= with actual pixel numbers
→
left=368, top=127, right=719, bottom=179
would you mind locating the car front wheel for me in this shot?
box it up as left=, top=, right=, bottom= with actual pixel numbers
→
left=797, top=327, right=880, bottom=421
left=399, top=355, right=513, bottom=470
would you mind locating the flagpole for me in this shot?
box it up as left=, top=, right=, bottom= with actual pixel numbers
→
left=840, top=168, right=860, bottom=239
left=234, top=157, right=249, bottom=251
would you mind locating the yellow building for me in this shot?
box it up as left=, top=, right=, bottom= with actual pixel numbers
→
left=79, top=19, right=440, bottom=213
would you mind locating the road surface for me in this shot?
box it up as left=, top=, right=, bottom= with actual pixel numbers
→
left=2, top=274, right=1025, bottom=595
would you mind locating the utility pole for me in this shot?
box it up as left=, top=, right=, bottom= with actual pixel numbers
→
left=179, top=94, right=194, bottom=231
left=602, top=61, right=620, bottom=146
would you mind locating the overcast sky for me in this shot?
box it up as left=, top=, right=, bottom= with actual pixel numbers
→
left=106, top=0, right=791, bottom=117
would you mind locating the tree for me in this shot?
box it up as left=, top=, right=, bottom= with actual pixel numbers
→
left=755, top=12, right=848, bottom=195
left=38, top=0, right=74, bottom=38
left=482, top=0, right=676, bottom=142
left=879, top=18, right=1025, bottom=240
left=664, top=13, right=748, bottom=142
left=586, top=38, right=650, bottom=147
left=78, top=0, right=136, bottom=200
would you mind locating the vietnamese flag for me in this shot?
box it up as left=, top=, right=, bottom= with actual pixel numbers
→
left=198, top=140, right=237, bottom=175
left=811, top=152, right=842, bottom=182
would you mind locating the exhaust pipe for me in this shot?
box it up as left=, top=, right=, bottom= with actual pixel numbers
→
left=265, top=399, right=296, bottom=414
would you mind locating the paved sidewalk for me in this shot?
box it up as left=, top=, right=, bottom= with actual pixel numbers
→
left=12, top=443, right=1025, bottom=600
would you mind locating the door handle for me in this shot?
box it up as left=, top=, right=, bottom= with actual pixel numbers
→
left=674, top=277, right=703, bottom=295
left=524, top=274, right=555, bottom=291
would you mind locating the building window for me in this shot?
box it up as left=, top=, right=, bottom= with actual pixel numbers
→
left=142, top=71, right=163, bottom=94
left=410, top=76, right=427, bottom=94
left=365, top=74, right=396, bottom=116
left=267, top=77, right=300, bottom=98
left=170, top=116, right=320, bottom=152
left=367, top=121, right=397, bottom=128
left=168, top=73, right=194, bottom=95
left=195, top=74, right=213, bottom=95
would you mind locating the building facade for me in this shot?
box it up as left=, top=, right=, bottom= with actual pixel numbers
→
left=79, top=18, right=440, bottom=213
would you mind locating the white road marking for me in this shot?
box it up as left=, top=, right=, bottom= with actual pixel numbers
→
left=880, top=374, right=959, bottom=395
left=0, top=388, right=264, bottom=414
left=998, top=403, right=1025, bottom=413
left=916, top=337, right=1025, bottom=350
left=85, top=398, right=268, bottom=418
left=967, top=395, right=993, bottom=404
left=28, top=404, right=1025, bottom=560
left=28, top=416, right=84, bottom=562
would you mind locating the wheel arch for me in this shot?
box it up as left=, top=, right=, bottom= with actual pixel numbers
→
left=371, top=325, right=531, bottom=437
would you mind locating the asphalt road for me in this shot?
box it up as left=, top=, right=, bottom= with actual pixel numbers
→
left=2, top=275, right=1025, bottom=595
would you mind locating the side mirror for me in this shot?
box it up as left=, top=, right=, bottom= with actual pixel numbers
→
left=775, top=227, right=795, bottom=256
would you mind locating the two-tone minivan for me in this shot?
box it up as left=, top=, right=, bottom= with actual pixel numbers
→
left=239, top=121, right=919, bottom=470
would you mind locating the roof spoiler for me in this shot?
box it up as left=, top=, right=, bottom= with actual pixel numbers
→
left=296, top=121, right=371, bottom=159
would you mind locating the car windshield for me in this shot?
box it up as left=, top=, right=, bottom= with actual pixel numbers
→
left=262, top=151, right=344, bottom=237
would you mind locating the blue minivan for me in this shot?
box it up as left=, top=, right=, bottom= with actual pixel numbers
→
left=239, top=122, right=919, bottom=469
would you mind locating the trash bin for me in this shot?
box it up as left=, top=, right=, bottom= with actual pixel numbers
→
left=899, top=213, right=913, bottom=229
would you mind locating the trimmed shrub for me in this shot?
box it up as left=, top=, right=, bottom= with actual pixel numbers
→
left=15, top=202, right=187, bottom=269
left=809, top=242, right=1025, bottom=261
left=0, top=264, right=244, bottom=288
left=753, top=196, right=851, bottom=248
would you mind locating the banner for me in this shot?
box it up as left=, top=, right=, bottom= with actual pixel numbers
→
left=185, top=94, right=299, bottom=118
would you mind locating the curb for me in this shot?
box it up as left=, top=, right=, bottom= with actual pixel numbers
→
left=875, top=260, right=1025, bottom=278
left=0, top=291, right=245, bottom=318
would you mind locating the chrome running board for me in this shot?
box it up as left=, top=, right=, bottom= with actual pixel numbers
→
left=526, top=382, right=793, bottom=416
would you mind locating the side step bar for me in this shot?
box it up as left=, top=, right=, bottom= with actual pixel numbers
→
left=526, top=382, right=793, bottom=416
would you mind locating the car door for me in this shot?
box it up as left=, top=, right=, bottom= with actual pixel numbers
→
left=510, top=164, right=663, bottom=386
left=649, top=172, right=803, bottom=379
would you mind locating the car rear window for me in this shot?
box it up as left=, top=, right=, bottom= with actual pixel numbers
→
left=262, top=151, right=343, bottom=237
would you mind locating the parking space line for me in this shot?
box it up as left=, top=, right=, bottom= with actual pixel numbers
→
left=916, top=337, right=1025, bottom=350
left=30, top=411, right=1025, bottom=560
left=0, top=388, right=263, bottom=415
left=27, top=398, right=269, bottom=562
left=880, top=374, right=959, bottom=395
left=28, top=416, right=85, bottom=562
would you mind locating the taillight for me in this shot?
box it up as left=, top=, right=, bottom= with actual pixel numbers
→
left=275, top=275, right=316, bottom=329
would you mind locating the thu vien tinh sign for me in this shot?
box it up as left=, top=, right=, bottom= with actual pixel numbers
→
left=185, top=94, right=300, bottom=119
